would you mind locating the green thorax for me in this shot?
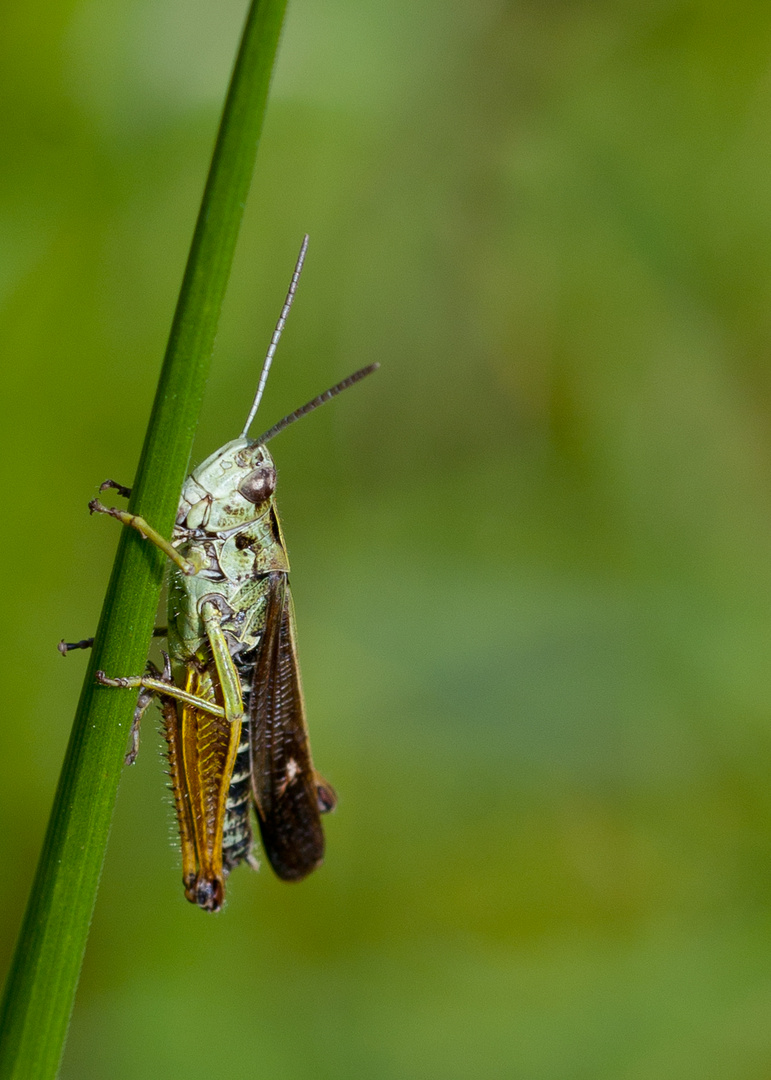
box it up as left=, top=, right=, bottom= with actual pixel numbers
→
left=166, top=437, right=289, bottom=661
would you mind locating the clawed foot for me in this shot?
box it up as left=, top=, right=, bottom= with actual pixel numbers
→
left=89, top=498, right=117, bottom=518
left=99, top=479, right=132, bottom=499
left=95, top=669, right=129, bottom=688
left=58, top=637, right=94, bottom=655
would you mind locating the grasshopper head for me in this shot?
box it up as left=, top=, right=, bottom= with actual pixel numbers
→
left=175, top=232, right=376, bottom=537
left=177, top=438, right=277, bottom=533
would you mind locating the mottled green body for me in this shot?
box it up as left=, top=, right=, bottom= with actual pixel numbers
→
left=167, top=436, right=289, bottom=668
left=161, top=434, right=302, bottom=896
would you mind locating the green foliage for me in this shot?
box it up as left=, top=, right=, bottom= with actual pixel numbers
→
left=0, top=1, right=286, bottom=1076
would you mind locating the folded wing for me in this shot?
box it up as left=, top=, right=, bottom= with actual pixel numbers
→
left=249, top=572, right=335, bottom=880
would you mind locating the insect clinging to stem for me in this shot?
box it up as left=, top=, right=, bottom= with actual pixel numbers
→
left=61, top=235, right=378, bottom=912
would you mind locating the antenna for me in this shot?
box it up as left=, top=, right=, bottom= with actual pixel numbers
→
left=251, top=364, right=379, bottom=446
left=241, top=234, right=309, bottom=439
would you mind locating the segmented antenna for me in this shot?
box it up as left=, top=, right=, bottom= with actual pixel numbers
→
left=241, top=234, right=309, bottom=439
left=251, top=364, right=379, bottom=446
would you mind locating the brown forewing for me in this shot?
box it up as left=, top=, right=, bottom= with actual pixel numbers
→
left=249, top=572, right=330, bottom=880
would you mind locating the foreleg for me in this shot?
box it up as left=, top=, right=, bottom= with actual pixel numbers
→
left=89, top=498, right=196, bottom=576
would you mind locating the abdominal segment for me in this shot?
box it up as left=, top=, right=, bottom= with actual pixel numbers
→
left=222, top=645, right=260, bottom=871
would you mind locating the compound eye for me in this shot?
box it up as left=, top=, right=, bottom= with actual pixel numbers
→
left=238, top=465, right=276, bottom=504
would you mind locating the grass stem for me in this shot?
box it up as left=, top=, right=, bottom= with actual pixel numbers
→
left=0, top=1, right=287, bottom=1075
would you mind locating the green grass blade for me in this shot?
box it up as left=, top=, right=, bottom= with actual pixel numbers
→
left=0, top=1, right=288, bottom=1076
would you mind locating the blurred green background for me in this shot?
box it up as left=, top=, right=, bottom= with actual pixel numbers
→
left=4, top=0, right=771, bottom=1076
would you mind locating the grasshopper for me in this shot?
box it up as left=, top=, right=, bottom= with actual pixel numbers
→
left=62, top=237, right=377, bottom=911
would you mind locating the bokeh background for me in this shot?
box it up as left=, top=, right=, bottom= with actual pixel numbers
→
left=4, top=0, right=771, bottom=1076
